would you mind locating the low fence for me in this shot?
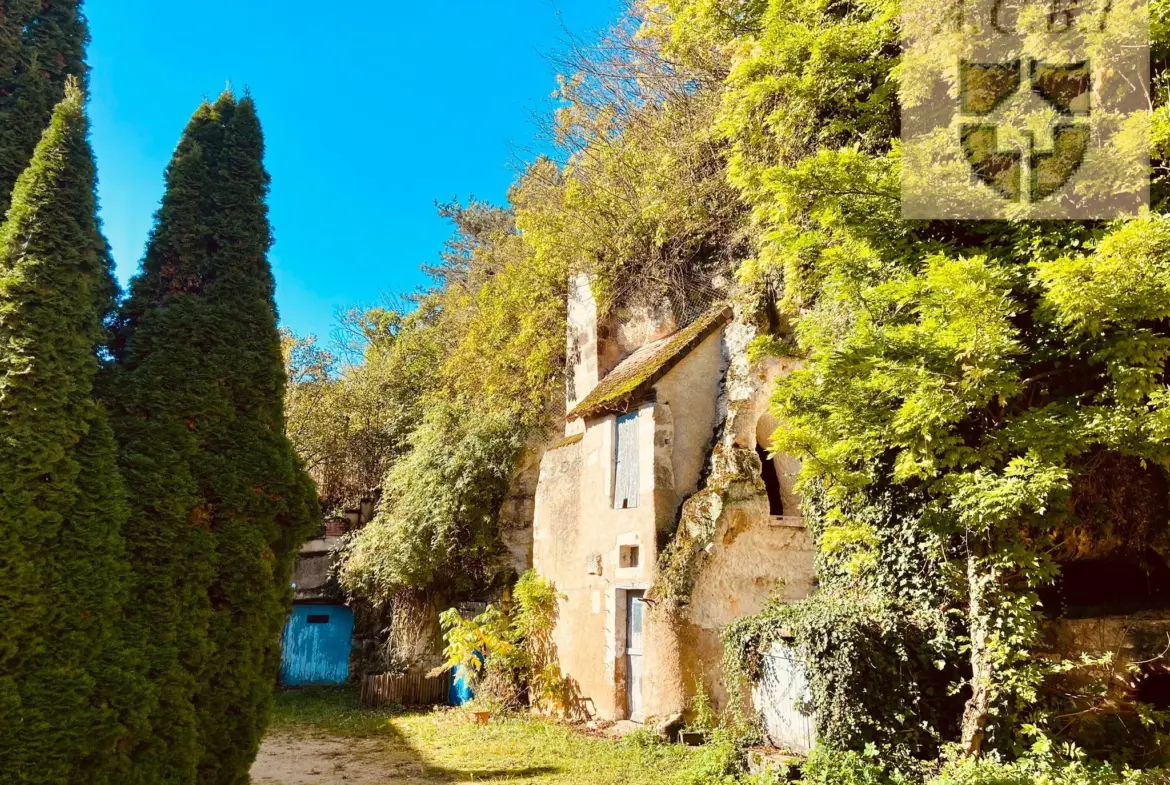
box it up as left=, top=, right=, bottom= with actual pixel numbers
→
left=360, top=672, right=450, bottom=708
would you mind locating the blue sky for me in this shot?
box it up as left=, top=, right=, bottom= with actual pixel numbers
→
left=86, top=0, right=620, bottom=341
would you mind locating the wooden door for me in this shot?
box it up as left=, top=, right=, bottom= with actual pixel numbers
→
left=626, top=591, right=645, bottom=721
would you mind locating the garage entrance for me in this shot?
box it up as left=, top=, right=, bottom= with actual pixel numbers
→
left=280, top=603, right=354, bottom=686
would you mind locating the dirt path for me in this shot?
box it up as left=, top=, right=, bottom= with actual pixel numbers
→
left=250, top=733, right=430, bottom=785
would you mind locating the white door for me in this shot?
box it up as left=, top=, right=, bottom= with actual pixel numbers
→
left=626, top=591, right=645, bottom=721
left=754, top=643, right=817, bottom=754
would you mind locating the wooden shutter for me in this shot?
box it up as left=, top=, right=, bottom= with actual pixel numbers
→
left=614, top=412, right=640, bottom=509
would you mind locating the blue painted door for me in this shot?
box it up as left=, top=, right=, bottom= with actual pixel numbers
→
left=280, top=604, right=354, bottom=686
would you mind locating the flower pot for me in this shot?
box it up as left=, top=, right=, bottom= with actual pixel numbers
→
left=466, top=711, right=491, bottom=725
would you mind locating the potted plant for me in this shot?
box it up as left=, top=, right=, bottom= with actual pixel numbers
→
left=462, top=697, right=495, bottom=725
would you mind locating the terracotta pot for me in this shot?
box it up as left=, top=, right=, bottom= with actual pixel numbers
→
left=466, top=711, right=491, bottom=725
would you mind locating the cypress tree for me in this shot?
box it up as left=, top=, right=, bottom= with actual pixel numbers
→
left=0, top=0, right=88, bottom=217
left=0, top=80, right=136, bottom=785
left=108, top=91, right=318, bottom=785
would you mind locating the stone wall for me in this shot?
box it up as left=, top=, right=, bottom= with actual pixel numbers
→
left=650, top=318, right=816, bottom=716
left=566, top=273, right=601, bottom=417
left=500, top=446, right=542, bottom=576
left=292, top=537, right=343, bottom=603
left=534, top=303, right=818, bottom=724
left=534, top=328, right=728, bottom=721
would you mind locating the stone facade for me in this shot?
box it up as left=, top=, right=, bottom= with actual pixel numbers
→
left=532, top=279, right=817, bottom=722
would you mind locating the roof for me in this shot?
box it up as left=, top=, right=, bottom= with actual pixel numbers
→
left=568, top=305, right=733, bottom=421
left=547, top=432, right=584, bottom=451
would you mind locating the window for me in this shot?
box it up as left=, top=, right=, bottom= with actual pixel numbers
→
left=756, top=445, right=785, bottom=516
left=307, top=614, right=330, bottom=624
left=614, top=412, right=640, bottom=509
left=620, top=545, right=641, bottom=569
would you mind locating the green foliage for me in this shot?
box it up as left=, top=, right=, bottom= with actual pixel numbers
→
left=0, top=0, right=88, bottom=218
left=530, top=22, right=746, bottom=318
left=688, top=677, right=720, bottom=734
left=629, top=0, right=1170, bottom=768
left=340, top=402, right=523, bottom=601
left=671, top=737, right=747, bottom=785
left=282, top=309, right=442, bottom=515
left=299, top=191, right=565, bottom=563
left=0, top=81, right=142, bottom=785
left=434, top=604, right=514, bottom=682
left=798, top=746, right=910, bottom=785
left=107, top=91, right=318, bottom=785
left=726, top=590, right=961, bottom=765
left=433, top=571, right=577, bottom=715
left=929, top=755, right=1169, bottom=785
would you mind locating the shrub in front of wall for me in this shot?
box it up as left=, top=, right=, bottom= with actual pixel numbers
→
left=726, top=591, right=963, bottom=767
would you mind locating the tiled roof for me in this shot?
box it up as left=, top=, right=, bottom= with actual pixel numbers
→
left=567, top=305, right=732, bottom=421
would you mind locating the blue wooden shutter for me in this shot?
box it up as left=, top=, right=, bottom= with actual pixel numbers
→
left=614, top=412, right=640, bottom=509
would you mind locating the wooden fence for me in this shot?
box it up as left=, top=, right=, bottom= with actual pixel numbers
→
left=360, top=672, right=450, bottom=708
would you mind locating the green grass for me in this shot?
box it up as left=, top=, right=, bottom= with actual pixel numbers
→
left=267, top=687, right=711, bottom=785
left=270, top=685, right=403, bottom=737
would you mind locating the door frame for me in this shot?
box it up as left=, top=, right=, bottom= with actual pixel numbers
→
left=612, top=584, right=649, bottom=721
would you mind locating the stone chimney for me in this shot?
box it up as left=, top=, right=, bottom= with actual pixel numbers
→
left=564, top=273, right=681, bottom=434
left=566, top=273, right=604, bottom=429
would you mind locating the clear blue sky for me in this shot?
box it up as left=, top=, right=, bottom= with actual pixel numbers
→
left=86, top=1, right=620, bottom=341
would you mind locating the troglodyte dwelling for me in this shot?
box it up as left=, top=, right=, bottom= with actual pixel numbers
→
left=533, top=275, right=817, bottom=726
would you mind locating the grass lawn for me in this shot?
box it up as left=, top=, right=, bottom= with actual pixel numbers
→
left=263, top=687, right=709, bottom=785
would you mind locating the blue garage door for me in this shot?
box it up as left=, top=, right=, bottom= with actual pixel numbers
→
left=280, top=604, right=354, bottom=686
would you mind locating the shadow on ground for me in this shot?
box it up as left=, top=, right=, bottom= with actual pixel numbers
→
left=252, top=688, right=564, bottom=785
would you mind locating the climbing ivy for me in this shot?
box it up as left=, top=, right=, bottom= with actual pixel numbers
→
left=644, top=0, right=1170, bottom=769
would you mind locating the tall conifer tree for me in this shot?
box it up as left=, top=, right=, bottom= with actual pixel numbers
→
left=0, top=80, right=136, bottom=785
left=0, top=0, right=88, bottom=217
left=108, top=91, right=318, bottom=785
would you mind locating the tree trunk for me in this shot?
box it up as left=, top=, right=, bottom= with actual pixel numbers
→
left=961, top=551, right=992, bottom=756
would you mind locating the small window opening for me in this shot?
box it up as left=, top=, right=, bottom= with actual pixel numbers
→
left=1137, top=668, right=1170, bottom=712
left=307, top=614, right=330, bottom=624
left=620, top=545, right=641, bottom=569
left=1038, top=551, right=1170, bottom=618
left=756, top=445, right=785, bottom=516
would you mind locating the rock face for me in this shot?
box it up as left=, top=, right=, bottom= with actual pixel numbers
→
left=499, top=446, right=542, bottom=576
left=650, top=313, right=816, bottom=713
left=652, top=712, right=687, bottom=742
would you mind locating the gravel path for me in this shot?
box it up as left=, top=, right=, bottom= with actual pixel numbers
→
left=250, top=734, right=430, bottom=785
